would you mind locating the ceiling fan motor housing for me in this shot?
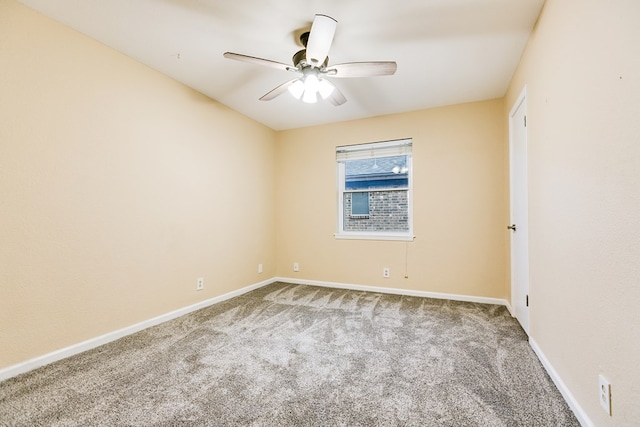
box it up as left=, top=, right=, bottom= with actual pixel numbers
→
left=293, top=48, right=328, bottom=69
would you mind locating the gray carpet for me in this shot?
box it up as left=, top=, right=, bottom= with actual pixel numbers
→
left=0, top=282, right=579, bottom=426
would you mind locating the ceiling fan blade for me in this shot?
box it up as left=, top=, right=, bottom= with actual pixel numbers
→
left=326, top=61, right=398, bottom=78
left=328, top=85, right=347, bottom=106
left=259, top=79, right=299, bottom=101
left=223, top=52, right=294, bottom=72
left=306, top=14, right=337, bottom=66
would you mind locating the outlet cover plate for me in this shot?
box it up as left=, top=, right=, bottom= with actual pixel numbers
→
left=599, top=374, right=611, bottom=415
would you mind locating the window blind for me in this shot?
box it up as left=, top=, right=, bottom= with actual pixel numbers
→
left=336, top=138, right=412, bottom=161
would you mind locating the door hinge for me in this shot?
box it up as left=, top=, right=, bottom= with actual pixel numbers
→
left=526, top=295, right=529, bottom=307
left=524, top=115, right=527, bottom=127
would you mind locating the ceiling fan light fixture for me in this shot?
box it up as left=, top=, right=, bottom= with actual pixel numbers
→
left=302, top=89, right=318, bottom=104
left=288, top=80, right=305, bottom=99
left=303, top=73, right=320, bottom=93
left=318, top=79, right=335, bottom=99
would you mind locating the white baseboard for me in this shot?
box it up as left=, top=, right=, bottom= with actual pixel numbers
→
left=529, top=338, right=592, bottom=427
left=0, top=278, right=276, bottom=382
left=275, top=276, right=510, bottom=307
left=504, top=300, right=514, bottom=316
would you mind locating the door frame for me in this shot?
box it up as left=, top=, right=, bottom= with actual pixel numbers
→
left=509, top=86, right=530, bottom=334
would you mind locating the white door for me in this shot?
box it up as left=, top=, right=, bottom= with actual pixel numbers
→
left=509, top=87, right=530, bottom=334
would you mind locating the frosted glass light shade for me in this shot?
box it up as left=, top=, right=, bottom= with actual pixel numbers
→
left=318, top=79, right=334, bottom=99
left=288, top=80, right=304, bottom=99
left=303, top=74, right=320, bottom=93
left=302, top=89, right=318, bottom=103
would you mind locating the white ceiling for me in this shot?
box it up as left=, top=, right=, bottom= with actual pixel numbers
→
left=18, top=0, right=545, bottom=131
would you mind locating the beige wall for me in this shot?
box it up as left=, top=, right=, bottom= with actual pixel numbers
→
left=505, top=0, right=640, bottom=424
left=0, top=1, right=277, bottom=369
left=275, top=100, right=508, bottom=299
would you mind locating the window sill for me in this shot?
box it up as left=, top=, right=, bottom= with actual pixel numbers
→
left=334, top=232, right=415, bottom=242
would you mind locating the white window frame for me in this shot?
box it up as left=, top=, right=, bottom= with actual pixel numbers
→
left=335, top=139, right=414, bottom=241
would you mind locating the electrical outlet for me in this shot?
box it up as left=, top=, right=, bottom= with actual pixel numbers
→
left=258, top=263, right=263, bottom=274
left=599, top=375, right=612, bottom=415
left=196, top=277, right=204, bottom=291
left=293, top=262, right=299, bottom=272
left=383, top=267, right=390, bottom=278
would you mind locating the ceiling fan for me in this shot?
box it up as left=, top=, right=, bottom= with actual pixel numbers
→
left=223, top=14, right=397, bottom=106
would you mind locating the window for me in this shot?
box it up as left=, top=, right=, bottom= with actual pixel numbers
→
left=336, top=139, right=413, bottom=241
left=351, top=192, right=370, bottom=216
